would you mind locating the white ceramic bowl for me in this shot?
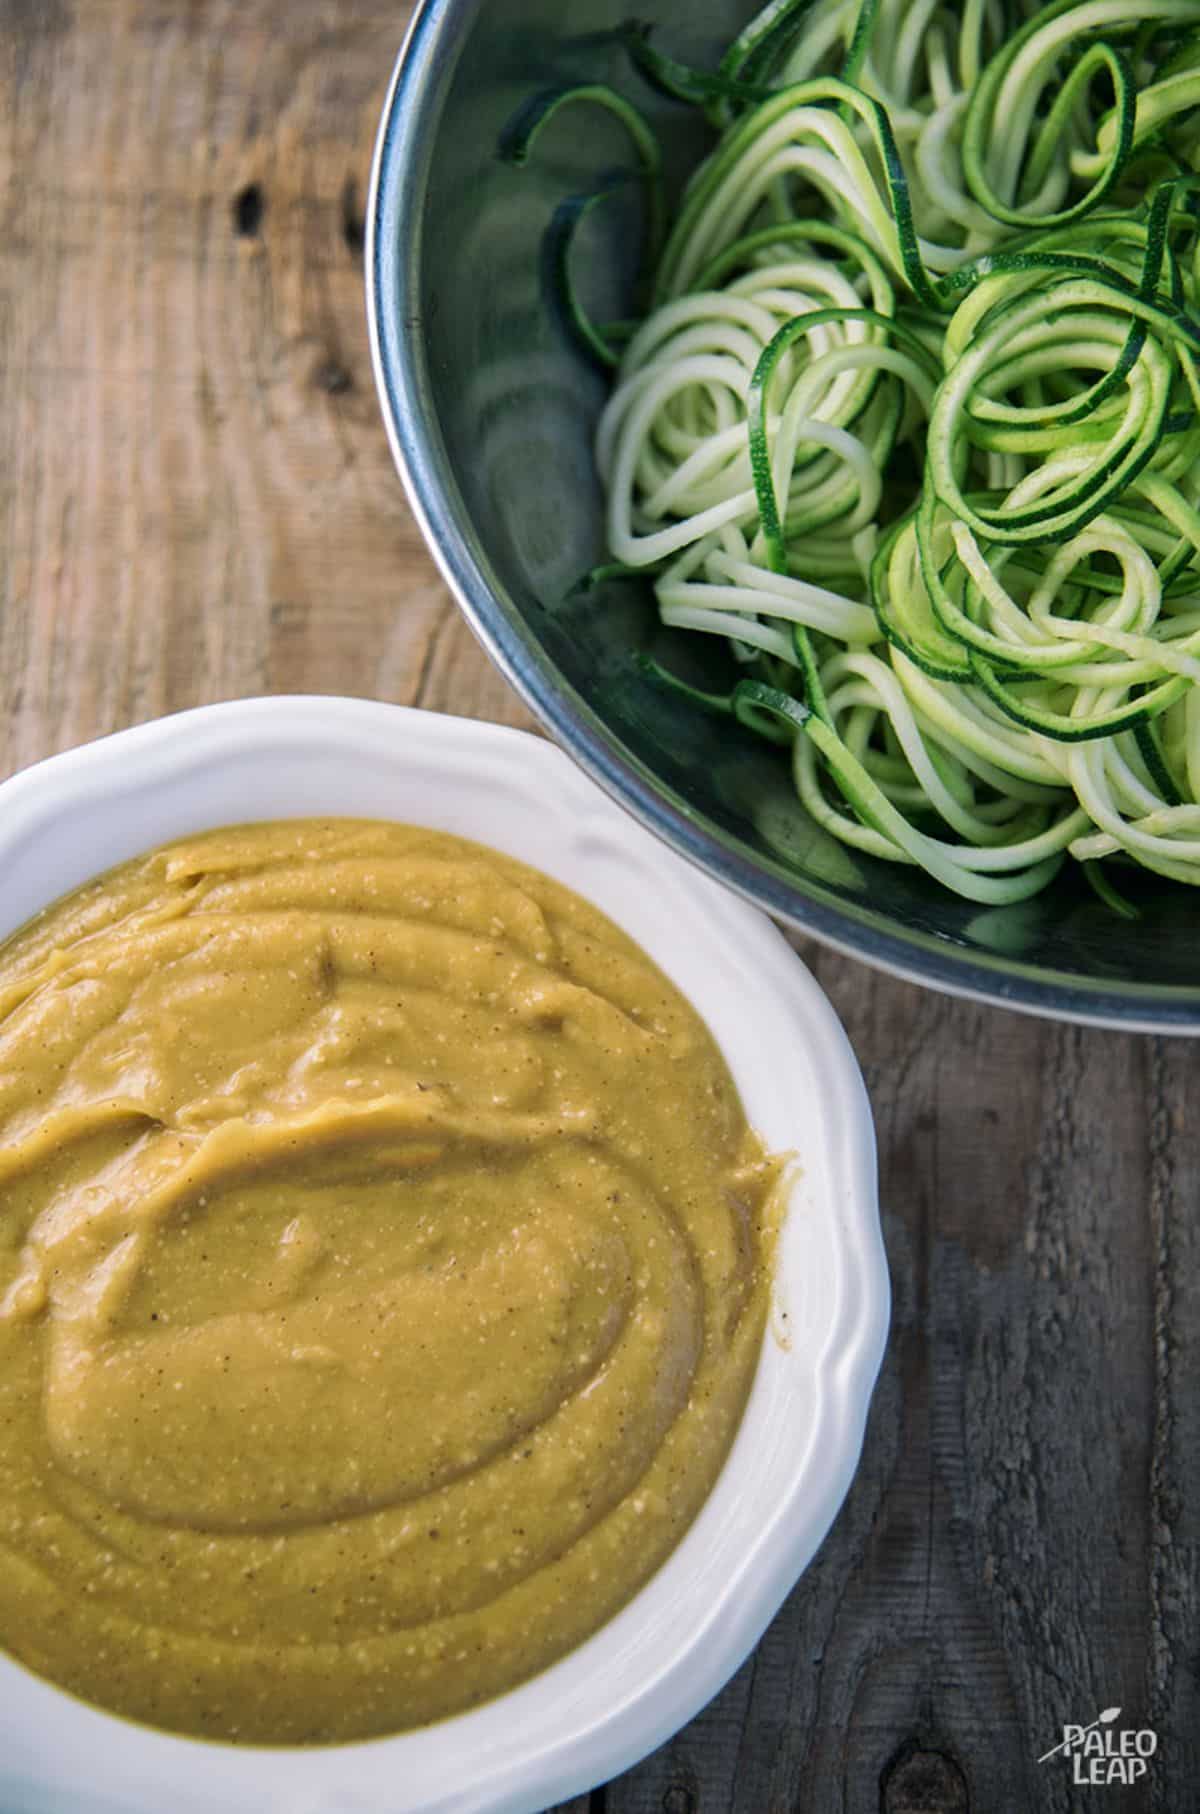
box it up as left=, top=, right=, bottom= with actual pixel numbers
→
left=0, top=696, right=887, bottom=1814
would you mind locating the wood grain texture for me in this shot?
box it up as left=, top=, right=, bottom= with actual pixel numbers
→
left=0, top=0, right=536, bottom=778
left=1, top=5, right=1197, bottom=1813
left=593, top=987, right=1200, bottom=1814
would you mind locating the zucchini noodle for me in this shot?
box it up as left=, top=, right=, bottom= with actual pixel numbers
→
left=509, top=0, right=1200, bottom=901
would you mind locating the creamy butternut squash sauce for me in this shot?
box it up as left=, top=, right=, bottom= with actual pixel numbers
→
left=0, top=820, right=782, bottom=1743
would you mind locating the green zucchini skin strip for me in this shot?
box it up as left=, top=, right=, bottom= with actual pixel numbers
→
left=500, top=83, right=666, bottom=365
left=618, top=20, right=772, bottom=111
left=542, top=176, right=639, bottom=368
left=747, top=306, right=939, bottom=576
left=1083, top=860, right=1142, bottom=917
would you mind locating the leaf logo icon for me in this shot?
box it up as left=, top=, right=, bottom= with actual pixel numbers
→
left=1099, top=1708, right=1122, bottom=1723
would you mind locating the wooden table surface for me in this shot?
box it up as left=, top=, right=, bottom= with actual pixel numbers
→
left=2, top=5, right=1197, bottom=1811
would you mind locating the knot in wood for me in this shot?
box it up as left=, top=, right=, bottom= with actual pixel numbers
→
left=881, top=1742, right=969, bottom=1813
left=233, top=183, right=264, bottom=239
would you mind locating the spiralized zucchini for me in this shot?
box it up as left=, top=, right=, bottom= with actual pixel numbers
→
left=512, top=0, right=1200, bottom=902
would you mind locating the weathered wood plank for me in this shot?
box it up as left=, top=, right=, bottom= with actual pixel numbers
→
left=0, top=0, right=533, bottom=785
left=1, top=5, right=1197, bottom=1813
left=601, top=971, right=1199, bottom=1812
